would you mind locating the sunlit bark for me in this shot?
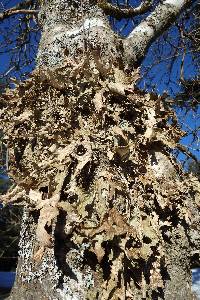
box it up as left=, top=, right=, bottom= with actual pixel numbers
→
left=123, top=0, right=191, bottom=66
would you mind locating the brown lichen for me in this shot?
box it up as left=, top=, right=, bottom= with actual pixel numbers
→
left=1, top=61, right=199, bottom=299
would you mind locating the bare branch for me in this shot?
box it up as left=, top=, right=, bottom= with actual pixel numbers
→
left=0, top=9, right=39, bottom=21
left=13, top=0, right=35, bottom=10
left=98, top=0, right=152, bottom=19
left=0, top=0, right=39, bottom=22
left=177, top=144, right=199, bottom=164
left=123, top=0, right=192, bottom=67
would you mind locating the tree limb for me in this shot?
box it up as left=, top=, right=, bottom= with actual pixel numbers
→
left=123, top=0, right=191, bottom=67
left=12, top=0, right=35, bottom=10
left=177, top=144, right=199, bottom=164
left=0, top=0, right=38, bottom=21
left=97, top=0, right=152, bottom=19
left=0, top=9, right=39, bottom=21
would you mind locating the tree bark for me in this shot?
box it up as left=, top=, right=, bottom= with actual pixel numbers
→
left=0, top=0, right=199, bottom=299
left=123, top=0, right=191, bottom=66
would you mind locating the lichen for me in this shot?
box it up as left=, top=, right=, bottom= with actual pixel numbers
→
left=1, top=59, right=199, bottom=299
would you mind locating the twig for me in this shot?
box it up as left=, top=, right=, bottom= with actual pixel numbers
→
left=97, top=0, right=152, bottom=19
left=177, top=143, right=199, bottom=163
left=0, top=9, right=39, bottom=21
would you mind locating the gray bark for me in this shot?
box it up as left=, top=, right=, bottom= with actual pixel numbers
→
left=123, top=0, right=191, bottom=66
left=37, top=0, right=121, bottom=69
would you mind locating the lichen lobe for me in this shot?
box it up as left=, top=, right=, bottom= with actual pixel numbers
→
left=1, top=60, right=199, bottom=300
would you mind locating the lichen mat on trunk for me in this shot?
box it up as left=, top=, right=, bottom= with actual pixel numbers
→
left=0, top=0, right=200, bottom=299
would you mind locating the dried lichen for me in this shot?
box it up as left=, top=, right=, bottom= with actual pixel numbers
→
left=1, top=57, right=199, bottom=299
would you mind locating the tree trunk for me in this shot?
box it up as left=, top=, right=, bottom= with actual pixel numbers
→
left=1, top=0, right=199, bottom=299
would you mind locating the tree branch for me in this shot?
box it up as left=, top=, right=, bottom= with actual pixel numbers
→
left=0, top=0, right=38, bottom=21
left=98, top=0, right=152, bottom=19
left=12, top=0, right=35, bottom=10
left=123, top=0, right=191, bottom=68
left=0, top=9, right=39, bottom=21
left=177, top=144, right=199, bottom=164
